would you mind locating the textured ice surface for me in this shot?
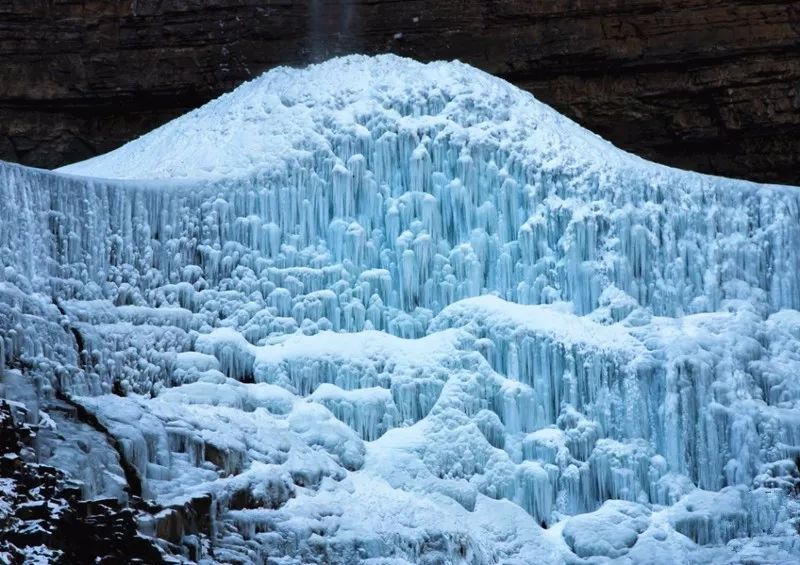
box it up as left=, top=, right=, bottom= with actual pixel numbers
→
left=2, top=54, right=800, bottom=562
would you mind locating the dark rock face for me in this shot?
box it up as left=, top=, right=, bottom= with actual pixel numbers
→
left=0, top=402, right=170, bottom=564
left=0, top=1, right=798, bottom=184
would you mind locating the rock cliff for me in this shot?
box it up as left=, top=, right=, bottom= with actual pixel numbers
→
left=0, top=0, right=798, bottom=183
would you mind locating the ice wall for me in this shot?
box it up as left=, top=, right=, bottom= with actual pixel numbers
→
left=4, top=138, right=800, bottom=345
left=2, top=55, right=800, bottom=563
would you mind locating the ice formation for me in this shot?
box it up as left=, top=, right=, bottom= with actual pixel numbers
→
left=2, top=54, right=800, bottom=563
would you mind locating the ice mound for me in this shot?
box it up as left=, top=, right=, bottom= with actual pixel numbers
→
left=1, top=54, right=799, bottom=562
left=58, top=54, right=620, bottom=181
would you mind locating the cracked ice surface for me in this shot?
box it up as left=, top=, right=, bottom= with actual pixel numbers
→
left=2, top=54, right=800, bottom=562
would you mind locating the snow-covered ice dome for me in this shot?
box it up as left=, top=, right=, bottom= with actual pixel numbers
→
left=58, top=54, right=625, bottom=181
left=1, top=54, right=799, bottom=563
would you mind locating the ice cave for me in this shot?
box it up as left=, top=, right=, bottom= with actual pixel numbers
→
left=1, top=54, right=799, bottom=563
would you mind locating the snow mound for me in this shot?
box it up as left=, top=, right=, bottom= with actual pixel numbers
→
left=59, top=54, right=624, bottom=181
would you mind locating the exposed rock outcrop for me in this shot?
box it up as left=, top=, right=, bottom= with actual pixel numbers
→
left=0, top=401, right=171, bottom=563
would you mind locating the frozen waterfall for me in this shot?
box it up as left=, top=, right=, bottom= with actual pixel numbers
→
left=2, top=54, right=800, bottom=563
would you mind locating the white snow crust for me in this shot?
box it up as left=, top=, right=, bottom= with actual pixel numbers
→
left=2, top=54, right=800, bottom=563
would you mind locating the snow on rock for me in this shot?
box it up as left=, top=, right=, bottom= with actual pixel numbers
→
left=1, top=54, right=800, bottom=562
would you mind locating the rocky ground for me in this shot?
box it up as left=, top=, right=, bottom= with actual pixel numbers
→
left=0, top=399, right=187, bottom=564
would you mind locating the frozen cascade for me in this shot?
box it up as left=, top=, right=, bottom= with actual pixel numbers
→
left=1, top=54, right=800, bottom=563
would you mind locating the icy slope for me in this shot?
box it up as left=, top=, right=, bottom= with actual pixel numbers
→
left=1, top=54, right=799, bottom=562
